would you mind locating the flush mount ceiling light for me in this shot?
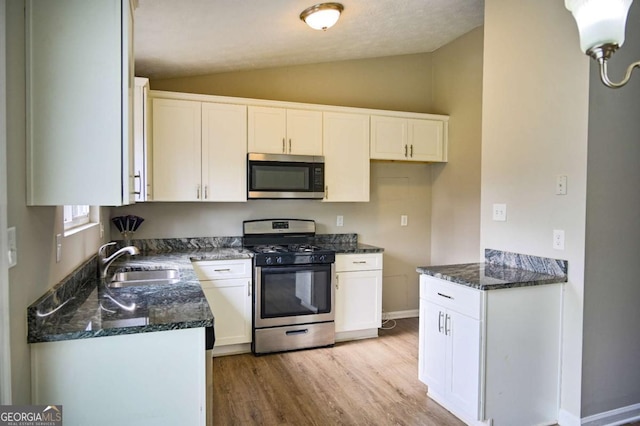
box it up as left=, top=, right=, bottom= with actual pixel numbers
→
left=300, top=3, right=344, bottom=31
left=565, top=0, right=640, bottom=88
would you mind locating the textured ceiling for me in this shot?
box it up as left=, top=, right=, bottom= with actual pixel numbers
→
left=134, top=0, right=484, bottom=79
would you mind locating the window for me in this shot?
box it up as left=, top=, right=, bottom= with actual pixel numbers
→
left=63, top=205, right=98, bottom=234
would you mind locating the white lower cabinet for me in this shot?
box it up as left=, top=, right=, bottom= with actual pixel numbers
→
left=193, top=259, right=252, bottom=355
left=419, top=275, right=563, bottom=426
left=335, top=253, right=383, bottom=340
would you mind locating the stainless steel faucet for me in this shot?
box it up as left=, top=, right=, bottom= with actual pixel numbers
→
left=98, top=242, right=140, bottom=279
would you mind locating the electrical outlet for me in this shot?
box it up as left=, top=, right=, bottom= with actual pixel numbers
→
left=556, top=175, right=568, bottom=195
left=56, top=234, right=62, bottom=263
left=401, top=215, right=408, bottom=227
left=492, top=204, right=507, bottom=221
left=7, top=227, right=17, bottom=268
left=553, top=229, right=565, bottom=250
left=336, top=215, right=344, bottom=227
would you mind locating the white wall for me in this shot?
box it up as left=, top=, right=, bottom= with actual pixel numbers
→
left=481, top=0, right=589, bottom=421
left=5, top=0, right=107, bottom=404
left=431, top=27, right=483, bottom=265
left=581, top=2, right=640, bottom=417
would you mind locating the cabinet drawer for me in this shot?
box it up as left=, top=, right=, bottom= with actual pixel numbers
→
left=192, top=259, right=252, bottom=280
left=420, top=275, right=482, bottom=320
left=335, top=253, right=382, bottom=272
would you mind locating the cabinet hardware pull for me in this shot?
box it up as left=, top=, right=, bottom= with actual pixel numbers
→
left=204, top=185, right=208, bottom=199
left=248, top=281, right=251, bottom=297
left=214, top=268, right=231, bottom=272
left=353, top=261, right=367, bottom=264
left=336, top=275, right=339, bottom=290
left=404, top=144, right=408, bottom=157
left=282, top=138, right=286, bottom=153
left=325, top=185, right=328, bottom=199
left=289, top=138, right=292, bottom=152
left=445, top=314, right=451, bottom=336
left=134, top=172, right=142, bottom=195
left=410, top=144, right=414, bottom=158
left=437, top=292, right=454, bottom=300
left=197, top=184, right=201, bottom=199
left=438, top=311, right=444, bottom=333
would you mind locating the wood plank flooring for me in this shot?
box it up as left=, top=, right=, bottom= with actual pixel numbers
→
left=212, top=318, right=464, bottom=425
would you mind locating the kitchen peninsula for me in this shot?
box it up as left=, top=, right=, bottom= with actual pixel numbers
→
left=416, top=249, right=567, bottom=426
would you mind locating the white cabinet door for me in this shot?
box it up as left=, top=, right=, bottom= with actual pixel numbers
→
left=26, top=0, right=134, bottom=206
left=335, top=270, right=382, bottom=333
left=419, top=299, right=447, bottom=394
left=286, top=109, right=323, bottom=155
left=370, top=116, right=407, bottom=160
left=248, top=106, right=287, bottom=154
left=201, top=278, right=252, bottom=346
left=133, top=77, right=149, bottom=201
left=447, top=309, right=481, bottom=419
left=248, top=106, right=322, bottom=155
left=151, top=98, right=202, bottom=201
left=201, top=103, right=247, bottom=201
left=323, top=112, right=370, bottom=202
left=408, top=119, right=445, bottom=162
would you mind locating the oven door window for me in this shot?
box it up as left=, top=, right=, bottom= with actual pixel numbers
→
left=250, top=164, right=310, bottom=191
left=260, top=265, right=331, bottom=318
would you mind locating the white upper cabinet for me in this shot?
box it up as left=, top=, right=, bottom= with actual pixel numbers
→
left=26, top=0, right=135, bottom=206
left=370, top=115, right=447, bottom=162
left=201, top=103, right=247, bottom=202
left=150, top=97, right=247, bottom=202
left=323, top=112, right=370, bottom=202
left=248, top=106, right=322, bottom=155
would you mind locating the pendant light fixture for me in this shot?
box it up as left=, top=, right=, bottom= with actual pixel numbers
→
left=565, top=0, right=640, bottom=88
left=300, top=3, right=344, bottom=31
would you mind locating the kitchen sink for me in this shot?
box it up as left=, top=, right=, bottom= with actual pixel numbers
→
left=107, top=269, right=181, bottom=288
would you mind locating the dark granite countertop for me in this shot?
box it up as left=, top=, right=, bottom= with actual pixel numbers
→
left=27, top=234, right=381, bottom=344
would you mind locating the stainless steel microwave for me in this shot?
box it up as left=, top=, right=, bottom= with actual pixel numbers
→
left=247, top=153, right=325, bottom=199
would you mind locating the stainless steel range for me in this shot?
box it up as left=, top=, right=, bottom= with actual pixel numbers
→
left=243, top=219, right=335, bottom=355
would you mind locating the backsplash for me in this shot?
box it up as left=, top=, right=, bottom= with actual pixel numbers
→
left=485, top=249, right=568, bottom=277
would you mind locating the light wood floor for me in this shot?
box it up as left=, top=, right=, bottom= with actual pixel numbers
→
left=212, top=318, right=464, bottom=425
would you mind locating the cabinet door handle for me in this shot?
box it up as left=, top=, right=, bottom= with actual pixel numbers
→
left=248, top=281, right=252, bottom=297
left=404, top=144, right=408, bottom=158
left=437, top=292, right=454, bottom=300
left=410, top=144, right=414, bottom=158
left=335, top=275, right=339, bottom=290
left=214, top=268, right=231, bottom=272
left=353, top=261, right=367, bottom=264
left=289, top=138, right=292, bottom=153
left=134, top=172, right=142, bottom=195
left=204, top=185, right=208, bottom=200
left=445, top=314, right=451, bottom=336
left=282, top=138, right=286, bottom=153
left=197, top=184, right=201, bottom=199
left=438, top=311, right=444, bottom=333
left=325, top=185, right=328, bottom=199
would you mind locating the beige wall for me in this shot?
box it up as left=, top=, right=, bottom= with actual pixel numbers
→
left=6, top=0, right=107, bottom=404
left=151, top=53, right=435, bottom=113
left=430, top=27, right=483, bottom=264
left=582, top=2, right=640, bottom=417
left=481, top=0, right=589, bottom=421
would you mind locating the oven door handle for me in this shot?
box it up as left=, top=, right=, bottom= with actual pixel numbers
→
left=285, top=329, right=309, bottom=336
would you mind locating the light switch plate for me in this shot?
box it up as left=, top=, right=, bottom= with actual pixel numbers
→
left=336, top=215, right=344, bottom=227
left=56, top=233, right=62, bottom=263
left=7, top=227, right=17, bottom=268
left=401, top=215, right=408, bottom=227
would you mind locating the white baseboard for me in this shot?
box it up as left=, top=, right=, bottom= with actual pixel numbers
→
left=581, top=403, right=640, bottom=426
left=211, top=343, right=251, bottom=357
left=383, top=309, right=419, bottom=320
left=558, top=408, right=581, bottom=426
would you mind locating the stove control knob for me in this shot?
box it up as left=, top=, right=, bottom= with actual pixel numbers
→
left=276, top=256, right=283, bottom=264
left=319, top=255, right=326, bottom=263
left=265, top=257, right=273, bottom=265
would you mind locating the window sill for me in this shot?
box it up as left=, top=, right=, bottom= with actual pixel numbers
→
left=64, top=222, right=99, bottom=237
